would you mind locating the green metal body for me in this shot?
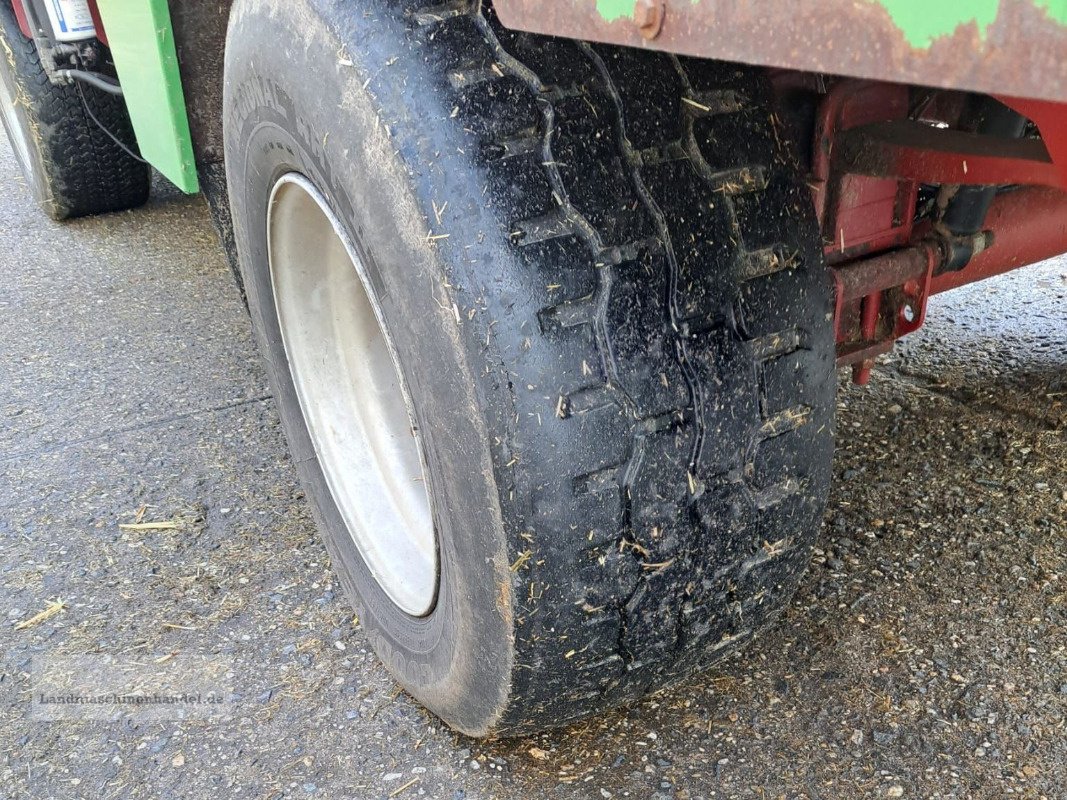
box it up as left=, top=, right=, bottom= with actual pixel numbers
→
left=95, top=0, right=197, bottom=193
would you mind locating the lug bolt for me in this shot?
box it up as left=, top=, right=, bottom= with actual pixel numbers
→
left=634, top=0, right=665, bottom=40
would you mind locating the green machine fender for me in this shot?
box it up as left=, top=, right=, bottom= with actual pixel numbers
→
left=96, top=0, right=198, bottom=193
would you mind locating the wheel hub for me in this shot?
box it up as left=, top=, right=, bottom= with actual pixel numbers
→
left=267, top=174, right=438, bottom=617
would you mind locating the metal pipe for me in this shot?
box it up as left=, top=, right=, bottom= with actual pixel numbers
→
left=932, top=186, right=1067, bottom=294
left=54, top=69, right=122, bottom=95
left=833, top=186, right=1067, bottom=301
left=835, top=244, right=935, bottom=303
left=938, top=96, right=1029, bottom=270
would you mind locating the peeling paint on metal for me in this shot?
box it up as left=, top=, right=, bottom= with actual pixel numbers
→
left=503, top=0, right=1067, bottom=102
left=594, top=0, right=635, bottom=23
left=590, top=0, right=1067, bottom=49
left=875, top=0, right=1067, bottom=48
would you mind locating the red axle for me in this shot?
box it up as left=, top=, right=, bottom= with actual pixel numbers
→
left=930, top=186, right=1067, bottom=294
left=832, top=186, right=1067, bottom=379
left=810, top=76, right=1067, bottom=380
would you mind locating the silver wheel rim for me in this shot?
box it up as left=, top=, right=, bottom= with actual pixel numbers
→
left=267, top=174, right=438, bottom=616
left=0, top=67, right=36, bottom=185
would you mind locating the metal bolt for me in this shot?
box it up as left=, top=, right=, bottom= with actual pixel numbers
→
left=634, top=0, right=665, bottom=40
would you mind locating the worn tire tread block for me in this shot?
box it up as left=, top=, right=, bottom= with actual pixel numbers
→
left=416, top=5, right=835, bottom=732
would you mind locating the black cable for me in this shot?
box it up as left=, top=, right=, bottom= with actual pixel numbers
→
left=56, top=69, right=123, bottom=96
left=75, top=80, right=147, bottom=164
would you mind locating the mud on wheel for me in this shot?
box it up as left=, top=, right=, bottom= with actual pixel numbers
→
left=224, top=0, right=834, bottom=736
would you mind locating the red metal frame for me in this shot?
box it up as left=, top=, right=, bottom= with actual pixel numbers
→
left=494, top=0, right=1067, bottom=104
left=837, top=121, right=1063, bottom=190
left=806, top=78, right=1067, bottom=383
left=86, top=0, right=107, bottom=46
left=999, top=96, right=1067, bottom=187
left=811, top=81, right=918, bottom=264
left=930, top=187, right=1067, bottom=294
left=13, top=0, right=32, bottom=38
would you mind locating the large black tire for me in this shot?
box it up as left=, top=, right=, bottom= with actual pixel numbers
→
left=0, top=2, right=149, bottom=220
left=224, top=0, right=835, bottom=736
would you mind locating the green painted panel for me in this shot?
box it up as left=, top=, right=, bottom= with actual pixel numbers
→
left=594, top=0, right=633, bottom=22
left=874, top=0, right=1067, bottom=48
left=96, top=0, right=198, bottom=193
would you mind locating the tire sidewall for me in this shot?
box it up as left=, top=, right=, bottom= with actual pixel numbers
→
left=222, top=0, right=514, bottom=736
left=0, top=6, right=57, bottom=216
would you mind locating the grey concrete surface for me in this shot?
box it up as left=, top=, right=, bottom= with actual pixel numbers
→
left=0, top=131, right=1064, bottom=800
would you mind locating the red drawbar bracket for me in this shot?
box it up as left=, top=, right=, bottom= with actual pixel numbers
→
left=833, top=242, right=939, bottom=385
left=830, top=186, right=1067, bottom=382
left=805, top=78, right=1067, bottom=382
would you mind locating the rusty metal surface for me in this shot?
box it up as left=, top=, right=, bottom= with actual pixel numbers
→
left=493, top=0, right=1067, bottom=103
left=835, top=245, right=930, bottom=304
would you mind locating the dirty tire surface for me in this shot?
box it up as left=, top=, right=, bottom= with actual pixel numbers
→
left=225, top=0, right=834, bottom=736
left=0, top=2, right=148, bottom=220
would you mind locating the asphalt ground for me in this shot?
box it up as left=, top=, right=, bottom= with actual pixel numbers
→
left=1, top=134, right=1065, bottom=800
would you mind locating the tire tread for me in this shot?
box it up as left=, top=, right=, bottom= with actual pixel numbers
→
left=407, top=4, right=835, bottom=732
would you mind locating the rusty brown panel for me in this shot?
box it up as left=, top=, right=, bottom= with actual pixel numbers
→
left=493, top=0, right=1067, bottom=103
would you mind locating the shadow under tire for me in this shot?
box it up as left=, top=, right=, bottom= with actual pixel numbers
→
left=223, top=0, right=835, bottom=737
left=0, top=3, right=149, bottom=221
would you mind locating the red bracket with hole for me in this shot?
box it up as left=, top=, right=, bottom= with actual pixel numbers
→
left=795, top=78, right=1067, bottom=383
